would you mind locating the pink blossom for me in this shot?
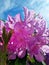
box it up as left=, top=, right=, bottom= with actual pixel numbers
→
left=0, top=20, right=4, bottom=37
left=0, top=7, right=49, bottom=62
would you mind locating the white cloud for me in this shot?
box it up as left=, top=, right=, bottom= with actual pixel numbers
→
left=0, top=0, right=18, bottom=14
left=0, top=0, right=18, bottom=19
left=0, top=0, right=49, bottom=27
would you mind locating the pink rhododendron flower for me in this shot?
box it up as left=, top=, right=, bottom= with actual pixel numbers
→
left=7, top=22, right=28, bottom=59
left=0, top=20, right=4, bottom=37
left=24, top=7, right=46, bottom=36
left=41, top=45, right=49, bottom=55
left=5, top=13, right=21, bottom=32
left=7, top=7, right=47, bottom=62
left=0, top=7, right=49, bottom=63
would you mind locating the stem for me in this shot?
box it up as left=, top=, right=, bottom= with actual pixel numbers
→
left=0, top=58, right=6, bottom=65
left=42, top=61, right=46, bottom=65
left=0, top=48, right=7, bottom=65
left=0, top=52, right=7, bottom=65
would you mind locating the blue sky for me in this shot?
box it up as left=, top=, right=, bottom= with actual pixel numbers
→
left=0, top=0, right=49, bottom=27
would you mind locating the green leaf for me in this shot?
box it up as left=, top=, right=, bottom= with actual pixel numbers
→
left=7, top=30, right=13, bottom=42
left=15, top=51, right=27, bottom=65
left=42, top=61, right=46, bottom=65
left=2, top=27, right=8, bottom=45
left=7, top=56, right=26, bottom=65
left=28, top=61, right=43, bottom=65
left=15, top=57, right=26, bottom=65
left=2, top=27, right=12, bottom=48
left=7, top=51, right=27, bottom=65
left=27, top=56, right=44, bottom=65
left=7, top=60, right=15, bottom=65
left=27, top=55, right=35, bottom=63
left=34, top=62, right=43, bottom=65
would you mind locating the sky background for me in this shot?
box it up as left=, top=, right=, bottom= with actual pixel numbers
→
left=0, top=0, right=49, bottom=27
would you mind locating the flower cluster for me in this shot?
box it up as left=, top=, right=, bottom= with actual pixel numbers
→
left=0, top=7, right=49, bottom=62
